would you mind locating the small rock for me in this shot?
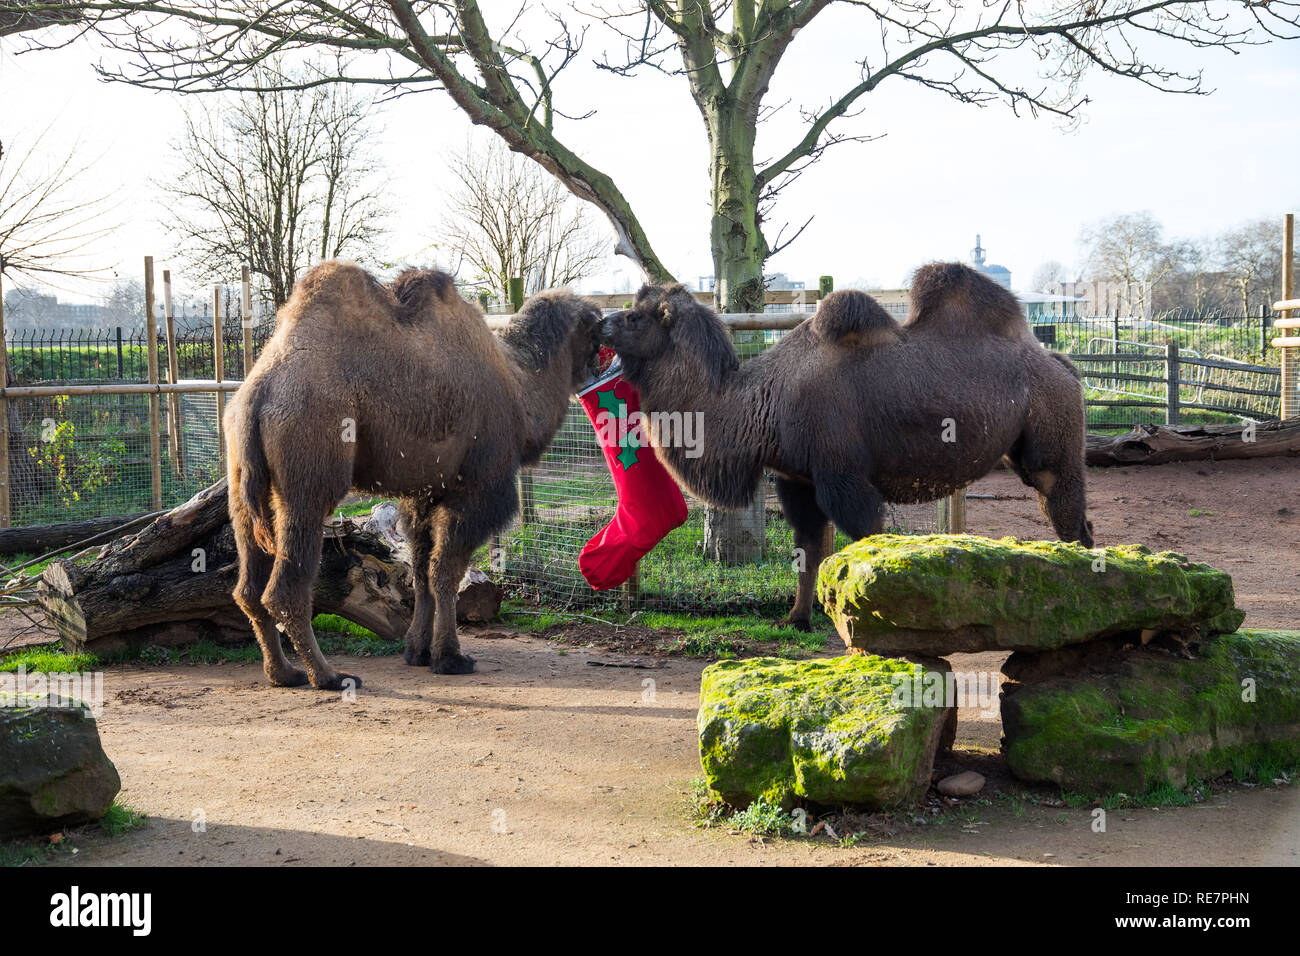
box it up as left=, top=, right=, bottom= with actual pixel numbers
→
left=937, top=771, right=985, bottom=797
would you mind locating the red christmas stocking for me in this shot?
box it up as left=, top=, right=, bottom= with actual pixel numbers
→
left=577, top=352, right=688, bottom=590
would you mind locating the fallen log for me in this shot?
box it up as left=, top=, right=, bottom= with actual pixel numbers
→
left=0, top=512, right=155, bottom=558
left=35, top=481, right=501, bottom=655
left=1085, top=419, right=1300, bottom=467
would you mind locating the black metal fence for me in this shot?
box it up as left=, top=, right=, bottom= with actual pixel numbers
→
left=6, top=323, right=274, bottom=385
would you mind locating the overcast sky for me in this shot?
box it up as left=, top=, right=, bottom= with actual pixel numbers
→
left=2, top=3, right=1298, bottom=303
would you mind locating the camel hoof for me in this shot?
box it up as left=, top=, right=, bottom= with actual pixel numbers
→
left=777, top=615, right=812, bottom=633
left=403, top=646, right=432, bottom=667
left=313, top=672, right=363, bottom=691
left=430, top=653, right=476, bottom=675
left=267, top=666, right=310, bottom=688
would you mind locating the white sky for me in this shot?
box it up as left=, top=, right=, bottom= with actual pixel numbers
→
left=2, top=3, right=1298, bottom=303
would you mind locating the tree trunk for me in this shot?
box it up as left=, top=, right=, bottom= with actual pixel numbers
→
left=702, top=118, right=766, bottom=564
left=1085, top=420, right=1300, bottom=467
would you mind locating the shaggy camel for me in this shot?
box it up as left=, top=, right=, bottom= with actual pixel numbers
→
left=225, top=262, right=601, bottom=688
left=602, top=262, right=1093, bottom=628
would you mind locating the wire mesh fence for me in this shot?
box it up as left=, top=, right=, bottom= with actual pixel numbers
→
left=491, top=324, right=939, bottom=614
left=3, top=389, right=226, bottom=528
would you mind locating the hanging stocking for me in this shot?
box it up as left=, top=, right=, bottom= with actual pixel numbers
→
left=576, top=351, right=688, bottom=590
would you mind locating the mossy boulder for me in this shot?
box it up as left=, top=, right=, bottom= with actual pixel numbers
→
left=0, top=698, right=121, bottom=839
left=698, top=655, right=952, bottom=810
left=817, top=534, right=1241, bottom=656
left=1001, top=629, right=1300, bottom=795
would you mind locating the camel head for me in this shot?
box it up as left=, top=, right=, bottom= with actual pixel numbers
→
left=505, top=290, right=604, bottom=390
left=601, top=283, right=739, bottom=393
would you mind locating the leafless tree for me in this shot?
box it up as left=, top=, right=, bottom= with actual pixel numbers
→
left=0, top=131, right=113, bottom=287
left=8, top=1, right=1295, bottom=314
left=441, top=138, right=608, bottom=300
left=160, top=61, right=389, bottom=307
left=1079, top=211, right=1178, bottom=318
left=1030, top=260, right=1069, bottom=294
left=1218, top=218, right=1288, bottom=318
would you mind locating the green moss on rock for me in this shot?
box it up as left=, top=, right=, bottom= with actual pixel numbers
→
left=698, top=655, right=952, bottom=810
left=1002, top=629, right=1300, bottom=795
left=817, top=534, right=1240, bottom=656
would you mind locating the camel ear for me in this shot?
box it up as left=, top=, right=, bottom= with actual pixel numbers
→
left=657, top=300, right=674, bottom=327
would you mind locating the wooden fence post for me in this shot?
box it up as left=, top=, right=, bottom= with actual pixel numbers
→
left=162, top=270, right=184, bottom=478
left=0, top=266, right=9, bottom=529
left=1282, top=214, right=1296, bottom=421
left=213, top=286, right=226, bottom=470
left=509, top=276, right=524, bottom=314
left=241, top=265, right=254, bottom=378
left=144, top=257, right=163, bottom=511
left=1165, top=340, right=1181, bottom=425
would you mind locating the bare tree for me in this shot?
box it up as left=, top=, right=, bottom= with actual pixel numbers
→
left=0, top=1, right=83, bottom=36
left=441, top=138, right=608, bottom=300
left=0, top=132, right=112, bottom=287
left=1079, top=212, right=1177, bottom=317
left=1030, top=261, right=1069, bottom=293
left=1155, top=237, right=1230, bottom=316
left=11, top=1, right=1292, bottom=313
left=161, top=61, right=389, bottom=307
left=1218, top=219, right=1285, bottom=318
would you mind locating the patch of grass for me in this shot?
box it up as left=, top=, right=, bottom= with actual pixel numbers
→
left=0, top=800, right=146, bottom=867
left=689, top=779, right=800, bottom=835
left=312, top=615, right=401, bottom=656
left=107, top=640, right=261, bottom=667
left=672, top=633, right=741, bottom=659
left=0, top=647, right=99, bottom=673
left=98, top=801, right=146, bottom=836
left=335, top=497, right=392, bottom=518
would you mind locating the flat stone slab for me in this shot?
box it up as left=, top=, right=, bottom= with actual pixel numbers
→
left=0, top=697, right=121, bottom=839
left=1001, top=629, right=1300, bottom=795
left=698, top=655, right=952, bottom=810
left=817, top=534, right=1242, bottom=656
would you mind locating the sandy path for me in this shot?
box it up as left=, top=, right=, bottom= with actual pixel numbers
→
left=34, top=458, right=1300, bottom=866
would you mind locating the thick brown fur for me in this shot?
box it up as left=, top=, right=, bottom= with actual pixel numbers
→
left=226, top=261, right=601, bottom=688
left=603, top=261, right=1093, bottom=628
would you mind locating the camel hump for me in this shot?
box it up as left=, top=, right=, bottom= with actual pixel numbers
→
left=811, top=290, right=898, bottom=347
left=905, top=262, right=1026, bottom=337
left=279, top=261, right=392, bottom=324
left=389, top=268, right=459, bottom=323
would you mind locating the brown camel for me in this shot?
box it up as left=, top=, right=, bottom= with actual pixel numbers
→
left=225, top=262, right=601, bottom=688
left=601, top=262, right=1093, bottom=628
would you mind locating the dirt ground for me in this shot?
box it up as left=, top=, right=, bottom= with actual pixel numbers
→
left=28, top=458, right=1300, bottom=866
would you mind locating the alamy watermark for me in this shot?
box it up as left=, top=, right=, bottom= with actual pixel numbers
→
left=890, top=664, right=999, bottom=718
left=591, top=409, right=705, bottom=459
left=0, top=665, right=104, bottom=717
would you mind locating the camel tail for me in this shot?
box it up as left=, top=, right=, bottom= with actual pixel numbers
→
left=811, top=290, right=898, bottom=345
left=234, top=379, right=276, bottom=555
left=905, top=262, right=1025, bottom=337
left=389, top=268, right=458, bottom=324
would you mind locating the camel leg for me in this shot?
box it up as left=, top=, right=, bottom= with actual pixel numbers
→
left=398, top=501, right=436, bottom=667
left=813, top=469, right=885, bottom=541
left=1006, top=433, right=1094, bottom=547
left=263, top=507, right=359, bottom=691
left=426, top=475, right=519, bottom=675
left=231, top=513, right=308, bottom=688
left=775, top=477, right=829, bottom=631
